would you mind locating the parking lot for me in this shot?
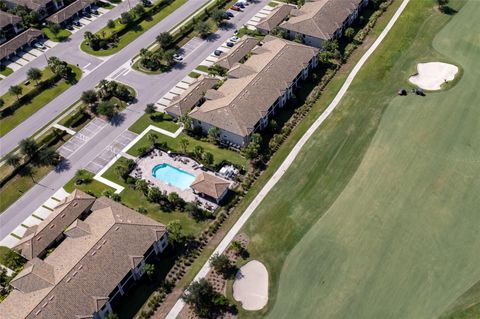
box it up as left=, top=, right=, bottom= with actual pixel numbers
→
left=84, top=130, right=138, bottom=173
left=58, top=118, right=108, bottom=158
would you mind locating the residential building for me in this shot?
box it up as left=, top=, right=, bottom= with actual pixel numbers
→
left=190, top=172, right=232, bottom=204
left=215, top=36, right=259, bottom=70
left=165, top=75, right=220, bottom=118
left=3, top=0, right=65, bottom=18
left=256, top=3, right=295, bottom=34
left=46, top=0, right=95, bottom=25
left=0, top=11, right=24, bottom=44
left=279, top=0, right=369, bottom=48
left=0, top=27, right=43, bottom=64
left=0, top=196, right=168, bottom=319
left=188, top=36, right=318, bottom=147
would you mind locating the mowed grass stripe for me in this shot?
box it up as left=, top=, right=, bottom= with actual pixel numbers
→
left=239, top=1, right=480, bottom=319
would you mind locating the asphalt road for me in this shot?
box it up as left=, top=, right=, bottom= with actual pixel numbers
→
left=0, top=0, right=271, bottom=239
left=0, top=0, right=210, bottom=157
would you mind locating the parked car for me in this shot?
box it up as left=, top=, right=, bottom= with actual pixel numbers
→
left=73, top=20, right=81, bottom=27
left=229, top=36, right=240, bottom=42
left=92, top=9, right=99, bottom=15
left=66, top=24, right=74, bottom=30
left=226, top=41, right=235, bottom=48
left=33, top=42, right=46, bottom=50
left=84, top=12, right=91, bottom=18
left=173, top=54, right=183, bottom=62
left=235, top=2, right=245, bottom=8
left=214, top=50, right=223, bottom=56
left=226, top=10, right=234, bottom=17
left=230, top=5, right=241, bottom=11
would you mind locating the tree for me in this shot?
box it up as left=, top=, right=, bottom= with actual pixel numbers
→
left=180, top=137, right=189, bottom=153
left=193, top=145, right=204, bottom=159
left=195, top=21, right=212, bottom=38
left=120, top=11, right=133, bottom=24
left=293, top=34, right=304, bottom=43
left=132, top=3, right=145, bottom=16
left=9, top=85, right=22, bottom=100
left=96, top=100, right=117, bottom=118
left=47, top=56, right=71, bottom=79
left=344, top=27, right=355, bottom=39
left=107, top=19, right=115, bottom=28
left=210, top=8, right=226, bottom=26
left=179, top=115, right=193, bottom=131
left=104, top=313, right=119, bottom=319
left=147, top=186, right=164, bottom=203
left=182, top=279, right=229, bottom=318
left=81, top=90, right=98, bottom=106
left=147, top=132, right=158, bottom=146
left=27, top=67, right=42, bottom=85
left=202, top=152, right=214, bottom=166
left=244, top=133, right=262, bottom=160
left=166, top=219, right=183, bottom=246
left=269, top=119, right=278, bottom=132
left=163, top=49, right=176, bottom=66
left=37, top=147, right=60, bottom=166
left=0, top=98, right=4, bottom=108
left=145, top=103, right=156, bottom=114
left=5, top=153, right=21, bottom=168
left=156, top=32, right=174, bottom=50
left=115, top=164, right=129, bottom=180
left=19, top=138, right=39, bottom=159
left=48, top=22, right=61, bottom=36
left=209, top=253, right=233, bottom=277
left=319, top=39, right=341, bottom=64
left=144, top=263, right=155, bottom=280
left=207, top=127, right=219, bottom=144
left=135, top=179, right=149, bottom=195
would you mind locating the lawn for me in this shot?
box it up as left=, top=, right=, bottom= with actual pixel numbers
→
left=41, top=27, right=72, bottom=42
left=233, top=1, right=480, bottom=319
left=63, top=169, right=114, bottom=198
left=101, top=157, right=208, bottom=236
left=126, top=130, right=247, bottom=168
left=0, top=66, right=14, bottom=77
left=128, top=112, right=179, bottom=134
left=80, top=0, right=189, bottom=56
left=0, top=65, right=82, bottom=137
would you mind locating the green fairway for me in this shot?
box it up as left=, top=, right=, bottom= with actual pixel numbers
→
left=237, top=1, right=480, bottom=318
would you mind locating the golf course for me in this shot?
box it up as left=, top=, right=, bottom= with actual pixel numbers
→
left=238, top=0, right=480, bottom=318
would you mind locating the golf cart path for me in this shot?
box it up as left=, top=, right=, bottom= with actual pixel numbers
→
left=165, top=0, right=411, bottom=317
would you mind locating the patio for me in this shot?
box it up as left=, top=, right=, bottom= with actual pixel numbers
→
left=132, top=150, right=220, bottom=211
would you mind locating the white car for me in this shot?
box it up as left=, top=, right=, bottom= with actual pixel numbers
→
left=33, top=42, right=46, bottom=50
left=229, top=36, right=240, bottom=42
left=173, top=53, right=183, bottom=62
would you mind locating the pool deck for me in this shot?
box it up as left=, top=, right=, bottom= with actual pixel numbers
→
left=132, top=150, right=218, bottom=211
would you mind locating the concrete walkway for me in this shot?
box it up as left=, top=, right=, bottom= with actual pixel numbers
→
left=165, top=0, right=411, bottom=317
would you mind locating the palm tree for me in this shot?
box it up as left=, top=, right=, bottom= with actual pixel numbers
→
left=9, top=85, right=22, bottom=101
left=144, top=263, right=155, bottom=280
left=180, top=137, right=189, bottom=153
left=4, top=153, right=21, bottom=168
left=147, top=133, right=157, bottom=147
left=98, top=79, right=109, bottom=98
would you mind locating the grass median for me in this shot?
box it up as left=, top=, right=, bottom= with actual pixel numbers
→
left=0, top=65, right=82, bottom=137
left=81, top=0, right=189, bottom=56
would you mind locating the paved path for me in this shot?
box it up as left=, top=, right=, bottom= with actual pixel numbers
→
left=0, top=0, right=272, bottom=240
left=165, top=0, right=412, bottom=317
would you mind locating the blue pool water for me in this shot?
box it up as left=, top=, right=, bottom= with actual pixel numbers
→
left=151, top=164, right=195, bottom=190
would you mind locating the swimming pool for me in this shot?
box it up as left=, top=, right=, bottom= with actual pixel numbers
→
left=151, top=163, right=195, bottom=190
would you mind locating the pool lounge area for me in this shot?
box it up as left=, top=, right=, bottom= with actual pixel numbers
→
left=132, top=150, right=233, bottom=210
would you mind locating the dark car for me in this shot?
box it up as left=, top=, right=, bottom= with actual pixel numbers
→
left=66, top=24, right=74, bottom=30
left=73, top=20, right=81, bottom=27
left=226, top=11, right=234, bottom=17
left=92, top=9, right=99, bottom=15
left=235, top=2, right=245, bottom=8
left=214, top=50, right=223, bottom=56
left=226, top=42, right=235, bottom=48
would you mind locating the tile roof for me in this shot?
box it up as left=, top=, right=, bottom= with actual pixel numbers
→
left=14, top=190, right=96, bottom=260
left=189, top=36, right=318, bottom=138
left=215, top=36, right=259, bottom=69
left=0, top=197, right=167, bottom=319
left=8, top=0, right=51, bottom=11
left=0, top=11, right=22, bottom=29
left=280, top=0, right=364, bottom=40
left=165, top=75, right=220, bottom=117
left=256, top=4, right=295, bottom=32
left=190, top=172, right=231, bottom=200
left=0, top=28, right=43, bottom=60
left=46, top=0, right=95, bottom=24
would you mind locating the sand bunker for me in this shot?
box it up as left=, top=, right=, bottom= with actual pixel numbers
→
left=233, top=260, right=268, bottom=311
left=409, top=62, right=458, bottom=90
